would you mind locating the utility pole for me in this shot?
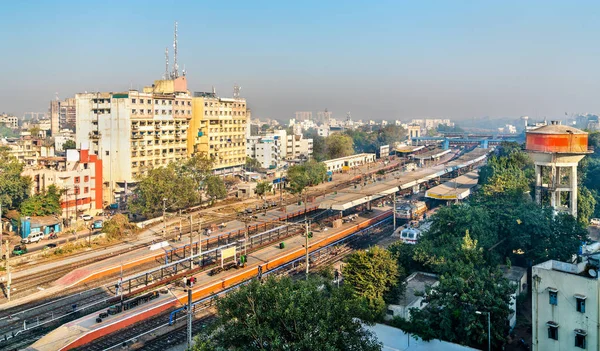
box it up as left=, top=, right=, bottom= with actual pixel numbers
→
left=5, top=240, right=11, bottom=301
left=198, top=217, right=202, bottom=267
left=392, top=192, right=396, bottom=231
left=119, top=263, right=124, bottom=310
left=189, top=214, right=194, bottom=270
left=305, top=220, right=310, bottom=278
left=0, top=202, right=3, bottom=261
left=162, top=198, right=167, bottom=237
left=187, top=286, right=193, bottom=350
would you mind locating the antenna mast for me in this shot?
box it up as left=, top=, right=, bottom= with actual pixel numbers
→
left=165, top=47, right=169, bottom=79
left=233, top=84, right=241, bottom=99
left=172, top=21, right=179, bottom=78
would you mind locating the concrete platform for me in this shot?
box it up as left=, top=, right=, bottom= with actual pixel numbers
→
left=28, top=207, right=393, bottom=351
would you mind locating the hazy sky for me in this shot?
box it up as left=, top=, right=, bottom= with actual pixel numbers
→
left=1, top=0, right=599, bottom=122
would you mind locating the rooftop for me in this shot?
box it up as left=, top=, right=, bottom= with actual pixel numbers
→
left=527, top=123, right=587, bottom=135
left=500, top=265, right=527, bottom=282
left=398, top=272, right=439, bottom=307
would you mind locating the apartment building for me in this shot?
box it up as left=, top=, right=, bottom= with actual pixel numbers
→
left=50, top=98, right=76, bottom=135
left=532, top=259, right=599, bottom=351
left=294, top=111, right=312, bottom=122
left=54, top=130, right=76, bottom=152
left=76, top=76, right=192, bottom=204
left=246, top=136, right=280, bottom=169
left=286, top=134, right=313, bottom=160
left=21, top=147, right=103, bottom=220
left=0, top=136, right=54, bottom=166
left=0, top=113, right=18, bottom=129
left=188, top=91, right=248, bottom=175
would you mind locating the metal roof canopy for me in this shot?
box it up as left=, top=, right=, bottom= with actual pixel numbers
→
left=425, top=171, right=479, bottom=200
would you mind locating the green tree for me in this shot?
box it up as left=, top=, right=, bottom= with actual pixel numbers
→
left=180, top=154, right=214, bottom=203
left=62, top=139, right=77, bottom=150
left=578, top=186, right=597, bottom=226
left=343, top=246, right=402, bottom=314
left=206, top=176, right=227, bottom=203
left=377, top=125, right=406, bottom=145
left=255, top=180, right=272, bottom=198
left=245, top=157, right=261, bottom=172
left=20, top=185, right=62, bottom=216
left=479, top=153, right=533, bottom=196
left=261, top=123, right=270, bottom=131
left=130, top=163, right=200, bottom=216
left=304, top=160, right=327, bottom=186
left=196, top=276, right=382, bottom=351
left=0, top=147, right=32, bottom=210
left=0, top=125, right=18, bottom=138
left=325, top=133, right=354, bottom=159
left=29, top=126, right=41, bottom=138
left=286, top=161, right=327, bottom=198
left=406, top=233, right=513, bottom=350
left=101, top=213, right=138, bottom=241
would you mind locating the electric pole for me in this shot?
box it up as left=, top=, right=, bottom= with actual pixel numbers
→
left=5, top=240, right=11, bottom=301
left=162, top=198, right=167, bottom=237
left=187, top=286, right=193, bottom=349
left=305, top=220, right=310, bottom=278
left=189, top=214, right=194, bottom=270
left=392, top=192, right=396, bottom=231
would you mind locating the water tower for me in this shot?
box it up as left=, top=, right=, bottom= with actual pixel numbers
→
left=525, top=121, right=590, bottom=217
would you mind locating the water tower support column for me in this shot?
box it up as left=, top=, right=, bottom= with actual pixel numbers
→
left=570, top=165, right=577, bottom=217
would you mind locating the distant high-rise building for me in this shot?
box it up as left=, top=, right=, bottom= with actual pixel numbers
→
left=50, top=98, right=76, bottom=135
left=0, top=113, right=18, bottom=129
left=295, top=111, right=312, bottom=122
left=316, top=109, right=332, bottom=125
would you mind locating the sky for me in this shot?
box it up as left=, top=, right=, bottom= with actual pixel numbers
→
left=1, top=0, right=600, bottom=122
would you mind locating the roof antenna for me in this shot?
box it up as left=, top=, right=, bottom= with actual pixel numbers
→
left=233, top=84, right=241, bottom=98
left=164, top=47, right=169, bottom=79
left=172, top=21, right=179, bottom=78
left=182, top=64, right=186, bottom=77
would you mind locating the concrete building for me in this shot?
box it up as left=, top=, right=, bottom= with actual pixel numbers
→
left=246, top=135, right=281, bottom=169
left=294, top=111, right=312, bottom=122
left=188, top=91, right=248, bottom=175
left=0, top=113, right=18, bottom=129
left=317, top=126, right=330, bottom=137
left=500, top=265, right=528, bottom=329
left=323, top=153, right=376, bottom=173
left=54, top=130, right=76, bottom=152
left=532, top=259, right=600, bottom=351
left=286, top=134, right=313, bottom=160
left=1, top=136, right=55, bottom=166
left=76, top=76, right=192, bottom=204
left=50, top=98, right=76, bottom=135
left=316, top=109, right=332, bottom=125
left=21, top=147, right=103, bottom=221
left=408, top=124, right=421, bottom=139
left=386, top=272, right=439, bottom=320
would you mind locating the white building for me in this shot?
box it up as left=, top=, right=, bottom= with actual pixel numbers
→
left=386, top=272, right=439, bottom=320
left=286, top=134, right=313, bottom=160
left=532, top=259, right=599, bottom=351
left=246, top=135, right=281, bottom=169
left=76, top=77, right=192, bottom=204
left=317, top=126, right=330, bottom=137
left=54, top=130, right=76, bottom=152
left=323, top=153, right=376, bottom=173
left=0, top=113, right=18, bottom=129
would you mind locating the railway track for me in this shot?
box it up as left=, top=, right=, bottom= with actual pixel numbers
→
left=80, top=221, right=394, bottom=351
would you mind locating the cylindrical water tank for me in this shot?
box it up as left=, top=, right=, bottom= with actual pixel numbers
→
left=526, top=122, right=588, bottom=153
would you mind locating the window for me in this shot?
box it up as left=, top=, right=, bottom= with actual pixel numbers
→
left=547, top=322, right=558, bottom=340
left=84, top=187, right=89, bottom=194
left=549, top=289, right=558, bottom=305
left=74, top=176, right=80, bottom=183
left=105, top=151, right=110, bottom=156
left=575, top=331, right=586, bottom=348
left=84, top=176, right=89, bottom=182
left=132, top=98, right=136, bottom=103
left=576, top=295, right=586, bottom=313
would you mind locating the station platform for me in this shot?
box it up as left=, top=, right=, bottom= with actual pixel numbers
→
left=425, top=171, right=479, bottom=201
left=27, top=207, right=393, bottom=351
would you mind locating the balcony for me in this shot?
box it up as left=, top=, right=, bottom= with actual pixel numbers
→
left=89, top=131, right=101, bottom=139
left=132, top=134, right=143, bottom=139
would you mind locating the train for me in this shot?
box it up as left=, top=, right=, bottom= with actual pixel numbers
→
left=97, top=290, right=162, bottom=322
left=395, top=200, right=427, bottom=220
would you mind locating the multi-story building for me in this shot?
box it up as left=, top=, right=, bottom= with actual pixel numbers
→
left=54, top=130, right=76, bottom=152
left=286, top=134, right=313, bottom=160
left=76, top=76, right=192, bottom=204
left=295, top=111, right=312, bottom=122
left=0, top=113, right=19, bottom=129
left=21, top=147, right=103, bottom=221
left=1, top=136, right=54, bottom=166
left=246, top=135, right=280, bottom=169
left=50, top=98, right=77, bottom=135
left=188, top=91, right=248, bottom=175
left=532, top=258, right=599, bottom=351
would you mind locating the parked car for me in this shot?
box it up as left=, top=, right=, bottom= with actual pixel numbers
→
left=12, top=245, right=27, bottom=256
left=591, top=218, right=600, bottom=226
left=81, top=214, right=93, bottom=221
left=21, top=232, right=44, bottom=244
left=92, top=220, right=103, bottom=229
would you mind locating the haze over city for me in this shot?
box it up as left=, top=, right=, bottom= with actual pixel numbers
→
left=2, top=0, right=600, bottom=120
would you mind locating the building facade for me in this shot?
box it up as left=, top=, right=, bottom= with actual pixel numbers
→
left=323, top=153, right=376, bottom=173
left=188, top=92, right=248, bottom=175
left=50, top=98, right=76, bottom=135
left=286, top=134, right=313, bottom=160
left=532, top=259, right=598, bottom=351
left=21, top=148, right=103, bottom=221
left=1, top=136, right=55, bottom=166
left=0, top=113, right=18, bottom=129
left=76, top=77, right=192, bottom=204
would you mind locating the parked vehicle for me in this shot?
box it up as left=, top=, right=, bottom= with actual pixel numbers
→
left=43, top=243, right=57, bottom=250
left=21, top=232, right=44, bottom=244
left=12, top=245, right=27, bottom=256
left=48, top=232, right=58, bottom=240
left=92, top=220, right=103, bottom=229
left=81, top=214, right=93, bottom=221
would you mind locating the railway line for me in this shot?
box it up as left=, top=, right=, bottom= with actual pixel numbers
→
left=79, top=220, right=393, bottom=351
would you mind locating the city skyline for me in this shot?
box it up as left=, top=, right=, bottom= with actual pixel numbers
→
left=2, top=0, right=600, bottom=121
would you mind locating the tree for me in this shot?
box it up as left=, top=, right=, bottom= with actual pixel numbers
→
left=286, top=161, right=327, bottom=197
left=377, top=125, right=407, bottom=146
left=0, top=147, right=32, bottom=210
left=130, top=163, right=200, bottom=216
left=0, top=125, right=18, bottom=138
left=206, top=176, right=227, bottom=203
left=63, top=139, right=77, bottom=150
left=261, top=123, right=270, bottom=131
left=578, top=186, right=597, bottom=226
left=20, top=185, right=62, bottom=216
left=245, top=157, right=261, bottom=172
left=29, top=127, right=41, bottom=138
left=196, top=276, right=382, bottom=351
left=180, top=154, right=214, bottom=203
left=255, top=180, right=272, bottom=198
left=406, top=233, right=513, bottom=350
left=101, top=213, right=138, bottom=241
left=304, top=160, right=327, bottom=186
left=343, top=246, right=402, bottom=314
left=325, top=133, right=354, bottom=159
left=479, top=153, right=533, bottom=196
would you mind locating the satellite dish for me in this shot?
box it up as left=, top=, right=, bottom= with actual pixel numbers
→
left=588, top=268, right=597, bottom=278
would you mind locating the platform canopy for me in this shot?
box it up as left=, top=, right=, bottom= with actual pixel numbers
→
left=425, top=171, right=479, bottom=200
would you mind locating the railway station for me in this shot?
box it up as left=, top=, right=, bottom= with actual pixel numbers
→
left=425, top=171, right=480, bottom=203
